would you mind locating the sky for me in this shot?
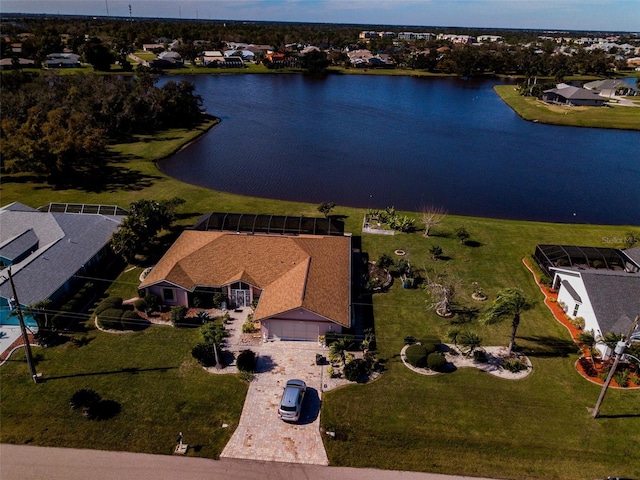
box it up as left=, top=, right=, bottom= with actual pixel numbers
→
left=1, top=0, right=639, bottom=32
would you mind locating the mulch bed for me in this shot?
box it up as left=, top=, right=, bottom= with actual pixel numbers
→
left=523, top=257, right=639, bottom=389
left=0, top=332, right=37, bottom=363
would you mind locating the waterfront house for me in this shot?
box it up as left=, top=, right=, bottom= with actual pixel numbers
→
left=139, top=214, right=352, bottom=341
left=583, top=79, right=638, bottom=98
left=534, top=244, right=640, bottom=357
left=542, top=85, right=605, bottom=106
left=44, top=53, right=81, bottom=68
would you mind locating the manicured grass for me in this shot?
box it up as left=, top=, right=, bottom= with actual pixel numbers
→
left=1, top=123, right=639, bottom=477
left=0, top=325, right=247, bottom=457
left=322, top=220, right=640, bottom=479
left=494, top=84, right=640, bottom=130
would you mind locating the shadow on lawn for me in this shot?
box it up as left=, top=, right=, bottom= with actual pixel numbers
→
left=518, top=335, right=579, bottom=357
left=43, top=366, right=177, bottom=382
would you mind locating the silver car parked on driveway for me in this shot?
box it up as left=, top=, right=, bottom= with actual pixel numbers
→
left=277, top=379, right=306, bottom=422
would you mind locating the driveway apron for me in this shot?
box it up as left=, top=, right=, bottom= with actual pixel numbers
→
left=221, top=341, right=329, bottom=465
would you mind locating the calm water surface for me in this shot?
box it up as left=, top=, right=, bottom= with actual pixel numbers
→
left=158, top=75, right=639, bottom=225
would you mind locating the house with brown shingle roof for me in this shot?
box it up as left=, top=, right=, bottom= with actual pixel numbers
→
left=139, top=231, right=352, bottom=341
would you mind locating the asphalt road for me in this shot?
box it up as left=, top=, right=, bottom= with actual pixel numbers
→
left=0, top=444, right=499, bottom=480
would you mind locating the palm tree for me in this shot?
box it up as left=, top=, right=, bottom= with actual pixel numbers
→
left=483, top=288, right=531, bottom=355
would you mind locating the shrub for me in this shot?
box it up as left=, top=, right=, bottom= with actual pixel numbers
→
left=473, top=350, right=488, bottom=363
left=242, top=321, right=257, bottom=333
left=97, top=308, right=124, bottom=330
left=422, top=342, right=438, bottom=356
left=94, top=297, right=123, bottom=315
left=405, top=344, right=428, bottom=368
left=614, top=370, right=629, bottom=388
left=344, top=358, right=368, bottom=382
left=192, top=343, right=216, bottom=367
left=570, top=316, right=585, bottom=329
left=503, top=358, right=528, bottom=373
left=133, top=298, right=147, bottom=311
left=212, top=293, right=226, bottom=309
left=121, top=310, right=141, bottom=330
left=236, top=349, right=256, bottom=372
left=377, top=253, right=393, bottom=270
left=427, top=352, right=447, bottom=372
left=170, top=305, right=188, bottom=326
left=144, top=294, right=159, bottom=312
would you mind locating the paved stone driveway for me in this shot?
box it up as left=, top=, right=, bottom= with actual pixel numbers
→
left=220, top=309, right=332, bottom=465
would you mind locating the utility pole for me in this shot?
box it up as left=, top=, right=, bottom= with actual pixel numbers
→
left=7, top=268, right=38, bottom=383
left=592, top=315, right=639, bottom=418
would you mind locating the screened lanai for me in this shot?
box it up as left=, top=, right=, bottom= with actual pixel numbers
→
left=192, top=212, right=345, bottom=236
left=534, top=244, right=631, bottom=276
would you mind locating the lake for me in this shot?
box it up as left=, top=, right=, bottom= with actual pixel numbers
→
left=157, top=75, right=639, bottom=225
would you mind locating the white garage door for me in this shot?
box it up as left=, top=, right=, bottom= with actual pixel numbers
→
left=269, top=320, right=319, bottom=341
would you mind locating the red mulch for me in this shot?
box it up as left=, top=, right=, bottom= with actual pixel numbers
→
left=0, top=332, right=37, bottom=363
left=523, top=257, right=639, bottom=389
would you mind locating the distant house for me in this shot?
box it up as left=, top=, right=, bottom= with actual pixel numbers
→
left=0, top=202, right=125, bottom=326
left=534, top=244, right=640, bottom=357
left=542, top=85, right=605, bottom=106
left=583, top=79, right=638, bottom=98
left=151, top=51, right=183, bottom=69
left=266, top=51, right=286, bottom=63
left=0, top=57, right=35, bottom=70
left=44, top=53, right=81, bottom=68
left=202, top=51, right=245, bottom=68
left=139, top=215, right=352, bottom=342
left=346, top=49, right=393, bottom=68
left=142, top=43, right=164, bottom=52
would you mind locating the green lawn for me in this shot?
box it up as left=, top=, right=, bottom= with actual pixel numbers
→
left=1, top=123, right=639, bottom=478
left=0, top=325, right=247, bottom=457
left=322, top=219, right=640, bottom=479
left=495, top=84, right=640, bottom=130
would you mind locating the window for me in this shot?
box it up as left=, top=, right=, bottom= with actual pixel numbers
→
left=573, top=304, right=580, bottom=316
left=163, top=288, right=175, bottom=301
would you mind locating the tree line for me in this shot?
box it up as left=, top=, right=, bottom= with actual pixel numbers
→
left=0, top=72, right=203, bottom=181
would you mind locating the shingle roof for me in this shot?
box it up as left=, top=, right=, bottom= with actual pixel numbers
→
left=0, top=203, right=122, bottom=306
left=581, top=272, right=640, bottom=335
left=140, top=231, right=351, bottom=327
left=544, top=85, right=604, bottom=101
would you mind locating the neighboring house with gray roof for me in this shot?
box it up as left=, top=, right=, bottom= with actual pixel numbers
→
left=583, top=79, right=639, bottom=98
left=542, top=85, right=605, bottom=106
left=534, top=244, right=640, bottom=357
left=0, top=202, right=124, bottom=326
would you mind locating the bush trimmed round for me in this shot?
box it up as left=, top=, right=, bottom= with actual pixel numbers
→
left=405, top=344, right=428, bottom=368
left=427, top=352, right=447, bottom=372
left=192, top=343, right=216, bottom=367
left=95, top=297, right=124, bottom=315
left=97, top=308, right=124, bottom=330
left=121, top=310, right=141, bottom=330
left=236, top=349, right=256, bottom=372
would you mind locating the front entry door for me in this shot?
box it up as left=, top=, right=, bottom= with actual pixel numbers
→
left=231, top=289, right=250, bottom=307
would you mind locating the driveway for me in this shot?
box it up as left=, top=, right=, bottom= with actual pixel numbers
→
left=220, top=308, right=336, bottom=465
